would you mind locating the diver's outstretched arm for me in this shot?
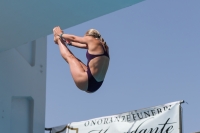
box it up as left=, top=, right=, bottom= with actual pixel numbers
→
left=53, top=26, right=89, bottom=44
left=68, top=42, right=88, bottom=49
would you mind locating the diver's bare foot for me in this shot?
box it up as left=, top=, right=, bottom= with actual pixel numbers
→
left=54, top=36, right=60, bottom=44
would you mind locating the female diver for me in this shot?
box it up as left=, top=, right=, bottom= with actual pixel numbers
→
left=53, top=26, right=110, bottom=93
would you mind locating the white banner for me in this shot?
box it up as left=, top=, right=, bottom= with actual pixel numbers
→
left=51, top=101, right=183, bottom=133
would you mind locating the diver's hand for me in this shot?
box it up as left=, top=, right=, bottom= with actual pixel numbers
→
left=53, top=26, right=63, bottom=37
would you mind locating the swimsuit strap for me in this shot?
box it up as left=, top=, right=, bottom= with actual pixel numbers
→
left=86, top=44, right=109, bottom=64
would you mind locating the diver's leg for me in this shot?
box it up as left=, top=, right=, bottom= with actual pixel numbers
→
left=57, top=39, right=88, bottom=91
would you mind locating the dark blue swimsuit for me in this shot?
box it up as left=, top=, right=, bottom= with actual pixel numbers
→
left=86, top=46, right=109, bottom=93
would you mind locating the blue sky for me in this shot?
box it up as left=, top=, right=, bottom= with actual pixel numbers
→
left=45, top=1, right=200, bottom=133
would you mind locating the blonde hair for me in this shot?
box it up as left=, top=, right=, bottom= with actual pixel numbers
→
left=85, top=29, right=101, bottom=39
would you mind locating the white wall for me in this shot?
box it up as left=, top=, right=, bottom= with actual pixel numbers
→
left=0, top=37, right=47, bottom=133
